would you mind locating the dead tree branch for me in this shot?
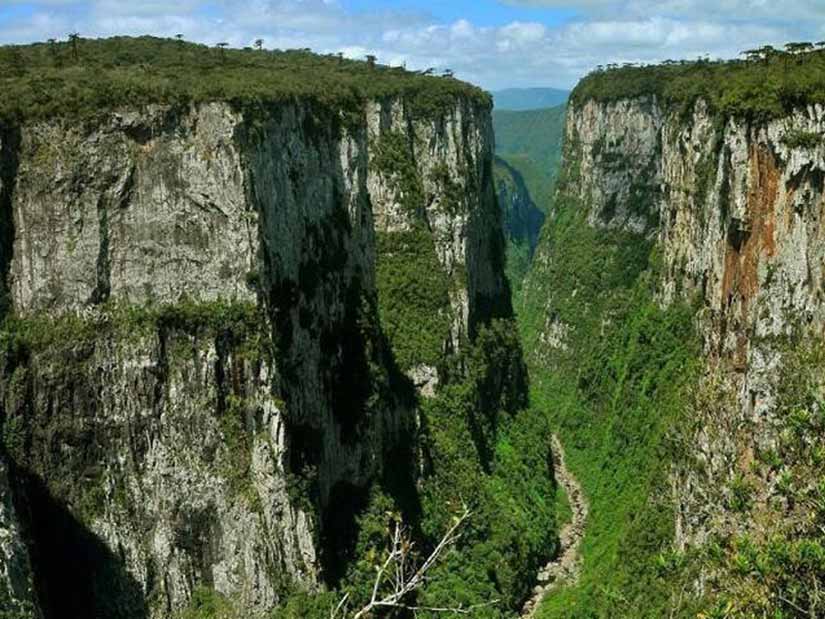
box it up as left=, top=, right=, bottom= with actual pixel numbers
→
left=330, top=507, right=496, bottom=618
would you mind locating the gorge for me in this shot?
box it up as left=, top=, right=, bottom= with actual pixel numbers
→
left=2, top=35, right=825, bottom=619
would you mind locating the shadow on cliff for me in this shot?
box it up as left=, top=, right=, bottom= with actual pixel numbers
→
left=12, top=468, right=148, bottom=619
left=0, top=125, right=20, bottom=321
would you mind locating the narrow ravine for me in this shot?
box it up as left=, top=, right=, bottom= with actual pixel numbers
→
left=521, top=434, right=588, bottom=618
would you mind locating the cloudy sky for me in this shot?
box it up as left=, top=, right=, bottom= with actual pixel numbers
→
left=0, top=0, right=823, bottom=89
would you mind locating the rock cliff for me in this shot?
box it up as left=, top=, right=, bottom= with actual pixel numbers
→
left=525, top=71, right=825, bottom=614
left=0, top=90, right=503, bottom=618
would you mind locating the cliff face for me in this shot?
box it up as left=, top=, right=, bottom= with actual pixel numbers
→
left=526, top=91, right=825, bottom=614
left=0, top=94, right=502, bottom=618
left=566, top=97, right=825, bottom=536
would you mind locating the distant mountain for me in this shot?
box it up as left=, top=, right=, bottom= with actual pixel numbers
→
left=493, top=104, right=566, bottom=214
left=492, top=87, right=570, bottom=111
left=494, top=156, right=546, bottom=291
left=493, top=103, right=566, bottom=290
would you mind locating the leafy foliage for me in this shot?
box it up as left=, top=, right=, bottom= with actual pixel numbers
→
left=571, top=48, right=825, bottom=120
left=693, top=345, right=825, bottom=618
left=373, top=130, right=453, bottom=372
left=293, top=319, right=553, bottom=619
left=0, top=36, right=490, bottom=124
left=518, top=151, right=702, bottom=617
left=177, top=587, right=235, bottom=619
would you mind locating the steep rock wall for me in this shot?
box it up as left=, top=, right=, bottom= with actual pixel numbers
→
left=536, top=94, right=825, bottom=570
left=0, top=94, right=502, bottom=618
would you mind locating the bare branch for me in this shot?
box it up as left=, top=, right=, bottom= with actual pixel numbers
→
left=330, top=507, right=488, bottom=619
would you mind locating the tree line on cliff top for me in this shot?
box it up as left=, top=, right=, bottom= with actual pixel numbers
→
left=572, top=41, right=825, bottom=120
left=0, top=35, right=488, bottom=124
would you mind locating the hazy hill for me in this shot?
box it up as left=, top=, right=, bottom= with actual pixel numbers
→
left=492, top=87, right=569, bottom=111
left=493, top=104, right=566, bottom=214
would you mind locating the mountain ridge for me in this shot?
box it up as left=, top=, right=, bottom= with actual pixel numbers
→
left=492, top=88, right=569, bottom=111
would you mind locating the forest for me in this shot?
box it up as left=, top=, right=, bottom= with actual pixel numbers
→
left=0, top=35, right=489, bottom=123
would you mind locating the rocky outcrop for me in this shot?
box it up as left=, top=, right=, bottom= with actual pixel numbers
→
left=542, top=94, right=825, bottom=557
left=0, top=93, right=501, bottom=618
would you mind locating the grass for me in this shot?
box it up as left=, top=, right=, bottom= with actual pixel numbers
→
left=0, top=35, right=489, bottom=125
left=554, top=484, right=573, bottom=530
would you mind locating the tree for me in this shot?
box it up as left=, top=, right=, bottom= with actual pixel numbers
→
left=366, top=54, right=377, bottom=69
left=786, top=41, right=814, bottom=64
left=758, top=44, right=779, bottom=64
left=68, top=32, right=80, bottom=62
left=5, top=47, right=25, bottom=77
left=216, top=41, right=228, bottom=62
left=254, top=38, right=264, bottom=51
left=786, top=41, right=814, bottom=54
left=331, top=508, right=497, bottom=618
left=741, top=48, right=763, bottom=62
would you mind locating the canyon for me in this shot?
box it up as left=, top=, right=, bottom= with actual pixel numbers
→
left=2, top=36, right=825, bottom=619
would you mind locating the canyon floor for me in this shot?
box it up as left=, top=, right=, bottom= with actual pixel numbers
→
left=522, top=435, right=588, bottom=618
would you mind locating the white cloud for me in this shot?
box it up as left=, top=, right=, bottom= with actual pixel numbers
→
left=1, top=0, right=823, bottom=89
left=506, top=0, right=825, bottom=20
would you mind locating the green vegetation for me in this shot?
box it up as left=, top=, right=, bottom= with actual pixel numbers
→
left=518, top=150, right=702, bottom=617
left=493, top=105, right=566, bottom=290
left=368, top=124, right=553, bottom=614
left=0, top=298, right=262, bottom=358
left=493, top=105, right=566, bottom=214
left=177, top=587, right=235, bottom=619
left=0, top=36, right=489, bottom=124
left=690, top=344, right=825, bottom=618
left=554, top=484, right=573, bottom=530
left=376, top=228, right=452, bottom=371
left=781, top=129, right=824, bottom=149
left=494, top=157, right=544, bottom=291
left=373, top=130, right=453, bottom=371
left=320, top=319, right=552, bottom=619
left=571, top=47, right=825, bottom=120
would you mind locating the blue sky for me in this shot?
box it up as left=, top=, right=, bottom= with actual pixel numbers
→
left=1, top=1, right=823, bottom=89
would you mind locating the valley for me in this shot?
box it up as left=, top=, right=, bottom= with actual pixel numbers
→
left=521, top=435, right=586, bottom=619
left=1, top=32, right=825, bottom=619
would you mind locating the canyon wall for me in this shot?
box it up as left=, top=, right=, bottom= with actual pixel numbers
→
left=526, top=90, right=825, bottom=614
left=0, top=94, right=502, bottom=618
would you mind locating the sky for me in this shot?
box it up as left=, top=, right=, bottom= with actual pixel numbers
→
left=0, top=1, right=824, bottom=89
